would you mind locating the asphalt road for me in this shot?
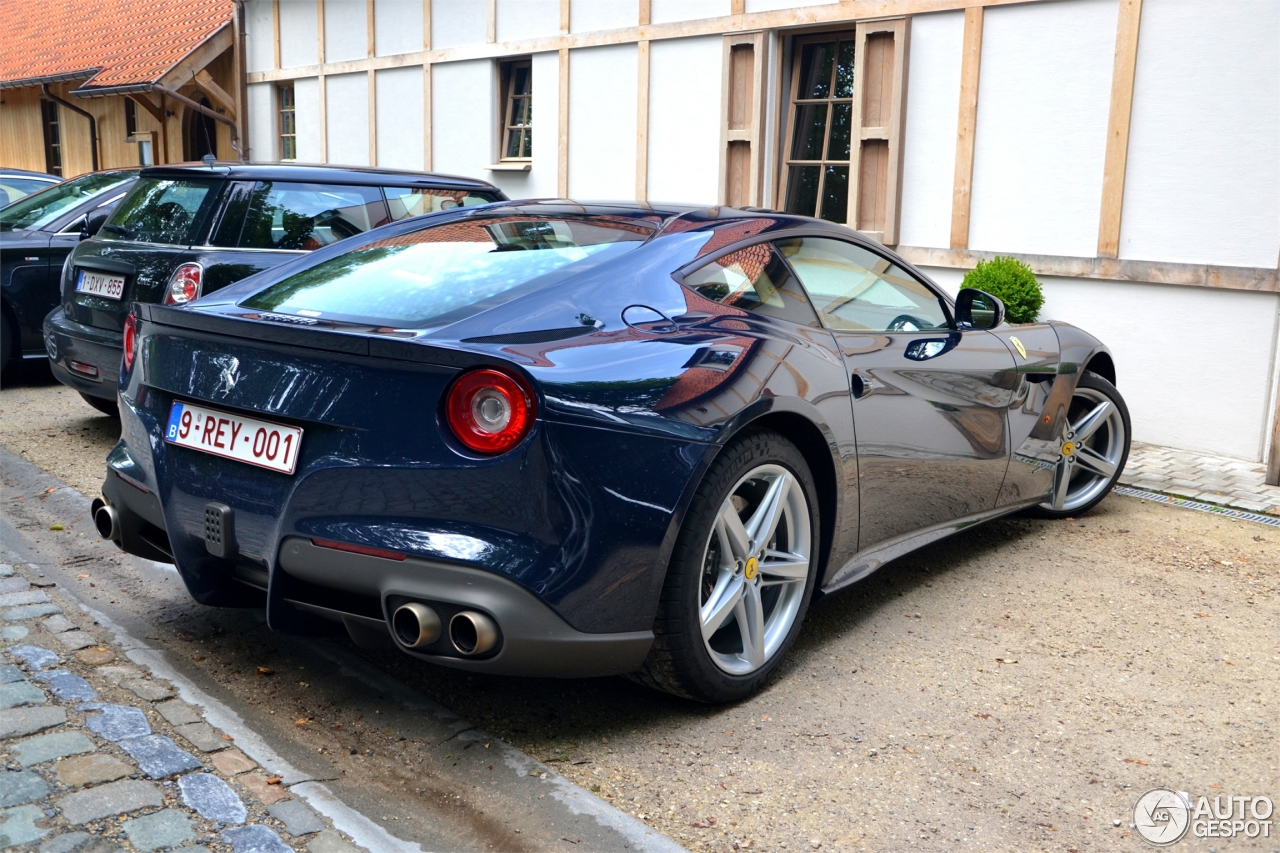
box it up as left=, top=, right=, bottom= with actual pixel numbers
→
left=3, top=364, right=1277, bottom=853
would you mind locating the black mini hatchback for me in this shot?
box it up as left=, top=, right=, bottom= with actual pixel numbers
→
left=45, top=162, right=506, bottom=414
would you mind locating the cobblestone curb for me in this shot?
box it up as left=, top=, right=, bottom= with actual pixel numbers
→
left=0, top=562, right=365, bottom=853
left=1119, top=441, right=1280, bottom=516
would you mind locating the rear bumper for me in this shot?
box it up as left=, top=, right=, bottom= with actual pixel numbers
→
left=278, top=537, right=653, bottom=677
left=43, top=307, right=121, bottom=401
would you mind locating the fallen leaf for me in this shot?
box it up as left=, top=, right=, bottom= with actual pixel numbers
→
left=1122, top=758, right=1148, bottom=765
left=76, top=574, right=90, bottom=579
left=975, top=714, right=991, bottom=720
left=1209, top=784, right=1224, bottom=789
left=49, top=523, right=64, bottom=531
left=295, top=718, right=310, bottom=726
left=995, top=658, right=1018, bottom=664
left=221, top=734, right=233, bottom=741
left=903, top=746, right=917, bottom=754
left=266, top=776, right=282, bottom=784
left=722, top=731, right=734, bottom=735
left=257, top=666, right=274, bottom=676
left=1194, top=612, right=1211, bottom=618
left=331, top=724, right=343, bottom=731
left=691, top=817, right=717, bottom=828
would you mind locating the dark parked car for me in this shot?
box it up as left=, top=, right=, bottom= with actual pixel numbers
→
left=1, top=169, right=139, bottom=374
left=94, top=201, right=1128, bottom=703
left=44, top=162, right=506, bottom=413
left=0, top=168, right=60, bottom=206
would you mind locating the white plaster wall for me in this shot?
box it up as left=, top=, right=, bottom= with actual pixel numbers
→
left=568, top=44, right=637, bottom=199
left=325, top=0, right=369, bottom=63
left=279, top=0, right=319, bottom=68
left=651, top=0, right=730, bottom=24
left=245, top=0, right=275, bottom=72
left=326, top=72, right=370, bottom=166
left=486, top=51, right=561, bottom=200
left=294, top=77, right=322, bottom=162
left=376, top=66, right=425, bottom=169
left=744, top=0, right=836, bottom=12
left=375, top=0, right=425, bottom=57
left=431, top=60, right=494, bottom=181
left=898, top=10, right=964, bottom=250
left=917, top=264, right=1280, bottom=461
left=967, top=0, right=1118, bottom=258
left=647, top=37, right=721, bottom=205
left=496, top=0, right=560, bottom=42
left=1120, top=0, right=1280, bottom=268
left=433, top=0, right=487, bottom=48
left=247, top=82, right=275, bottom=159
left=570, top=0, right=636, bottom=33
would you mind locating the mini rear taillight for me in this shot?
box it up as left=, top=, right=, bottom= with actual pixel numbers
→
left=122, top=313, right=138, bottom=372
left=163, top=263, right=203, bottom=305
left=445, top=368, right=536, bottom=455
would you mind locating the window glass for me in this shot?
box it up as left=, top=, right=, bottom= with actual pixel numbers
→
left=502, top=59, right=532, bottom=159
left=783, top=35, right=856, bottom=222
left=776, top=236, right=949, bottom=332
left=241, top=215, right=652, bottom=328
left=383, top=186, right=497, bottom=221
left=216, top=182, right=388, bottom=250
left=0, top=172, right=136, bottom=232
left=102, top=177, right=218, bottom=244
left=681, top=243, right=819, bottom=327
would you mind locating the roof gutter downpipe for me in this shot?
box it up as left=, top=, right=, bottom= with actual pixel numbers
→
left=152, top=84, right=243, bottom=161
left=41, top=83, right=99, bottom=171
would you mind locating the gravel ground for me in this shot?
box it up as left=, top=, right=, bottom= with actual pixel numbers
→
left=3, top=366, right=1277, bottom=853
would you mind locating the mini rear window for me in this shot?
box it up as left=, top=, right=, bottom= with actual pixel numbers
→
left=102, top=177, right=218, bottom=245
left=241, top=215, right=652, bottom=329
left=213, top=181, right=389, bottom=250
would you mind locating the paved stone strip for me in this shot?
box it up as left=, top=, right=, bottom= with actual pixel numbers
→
left=1119, top=440, right=1280, bottom=514
left=0, top=562, right=365, bottom=853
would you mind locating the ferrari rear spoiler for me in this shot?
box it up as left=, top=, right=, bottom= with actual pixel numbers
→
left=140, top=304, right=484, bottom=368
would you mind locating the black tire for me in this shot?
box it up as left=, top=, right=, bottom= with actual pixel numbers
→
left=635, top=429, right=820, bottom=703
left=0, top=310, right=13, bottom=377
left=1026, top=371, right=1130, bottom=520
left=79, top=392, right=119, bottom=418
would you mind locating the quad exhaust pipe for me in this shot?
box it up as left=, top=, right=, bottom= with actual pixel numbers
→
left=91, top=498, right=120, bottom=543
left=391, top=602, right=498, bottom=656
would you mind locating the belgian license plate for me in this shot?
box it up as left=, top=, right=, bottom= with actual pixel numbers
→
left=165, top=401, right=303, bottom=475
left=75, top=269, right=126, bottom=300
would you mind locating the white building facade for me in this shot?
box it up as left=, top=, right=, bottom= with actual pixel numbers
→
left=241, top=0, right=1280, bottom=476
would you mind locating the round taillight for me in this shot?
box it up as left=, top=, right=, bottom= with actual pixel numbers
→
left=164, top=263, right=203, bottom=305
left=445, top=368, right=536, bottom=455
left=122, top=313, right=138, bottom=372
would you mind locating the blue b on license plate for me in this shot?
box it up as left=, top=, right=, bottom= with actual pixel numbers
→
left=165, top=401, right=303, bottom=474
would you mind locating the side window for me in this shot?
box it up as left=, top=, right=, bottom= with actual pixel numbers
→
left=776, top=236, right=949, bottom=332
left=384, top=187, right=495, bottom=221
left=215, top=182, right=389, bottom=250
left=680, top=242, right=820, bottom=327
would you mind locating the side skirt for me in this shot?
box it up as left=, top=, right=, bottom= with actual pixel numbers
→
left=820, top=499, right=1041, bottom=595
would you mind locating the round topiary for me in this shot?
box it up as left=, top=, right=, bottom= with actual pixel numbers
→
left=959, top=255, right=1044, bottom=324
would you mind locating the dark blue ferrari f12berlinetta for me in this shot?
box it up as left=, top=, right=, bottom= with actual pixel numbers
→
left=94, top=201, right=1129, bottom=703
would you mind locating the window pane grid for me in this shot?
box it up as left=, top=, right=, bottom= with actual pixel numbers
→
left=782, top=35, right=857, bottom=223
left=278, top=84, right=296, bottom=162
left=501, top=60, right=532, bottom=161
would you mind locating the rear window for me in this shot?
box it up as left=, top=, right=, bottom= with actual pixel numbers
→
left=0, top=171, right=136, bottom=232
left=384, top=186, right=496, bottom=221
left=213, top=181, right=389, bottom=250
left=241, top=215, right=652, bottom=329
left=102, top=177, right=218, bottom=245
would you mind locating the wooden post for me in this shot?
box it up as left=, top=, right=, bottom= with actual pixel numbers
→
left=486, top=0, right=496, bottom=43
left=950, top=5, right=983, bottom=249
left=318, top=0, right=328, bottom=161
left=558, top=47, right=570, bottom=197
left=272, top=0, right=281, bottom=69
left=1097, top=0, right=1143, bottom=258
left=559, top=0, right=570, bottom=34
left=636, top=40, right=650, bottom=202
left=368, top=70, right=377, bottom=165
left=1268, top=393, right=1280, bottom=486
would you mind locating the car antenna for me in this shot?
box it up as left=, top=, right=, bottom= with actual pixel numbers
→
left=202, top=154, right=216, bottom=167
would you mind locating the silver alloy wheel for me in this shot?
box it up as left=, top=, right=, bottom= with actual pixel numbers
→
left=699, top=464, right=811, bottom=676
left=1043, top=386, right=1127, bottom=513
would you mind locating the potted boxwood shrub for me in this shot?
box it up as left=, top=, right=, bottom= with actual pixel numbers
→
left=959, top=255, right=1044, bottom=324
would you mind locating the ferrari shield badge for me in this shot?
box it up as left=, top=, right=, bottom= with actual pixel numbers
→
left=1010, top=336, right=1027, bottom=359
left=744, top=557, right=759, bottom=580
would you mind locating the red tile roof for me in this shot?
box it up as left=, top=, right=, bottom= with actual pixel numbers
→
left=0, top=0, right=233, bottom=91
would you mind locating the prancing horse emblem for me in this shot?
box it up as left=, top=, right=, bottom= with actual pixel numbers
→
left=1010, top=336, right=1027, bottom=359
left=214, top=356, right=241, bottom=397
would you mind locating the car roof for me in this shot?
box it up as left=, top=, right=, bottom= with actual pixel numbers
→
left=138, top=161, right=501, bottom=192
left=0, top=168, right=59, bottom=180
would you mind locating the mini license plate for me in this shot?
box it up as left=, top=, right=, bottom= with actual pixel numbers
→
left=165, top=401, right=303, bottom=474
left=75, top=269, right=126, bottom=300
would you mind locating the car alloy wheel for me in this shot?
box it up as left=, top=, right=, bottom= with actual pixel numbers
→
left=1035, top=372, right=1130, bottom=518
left=699, top=464, right=811, bottom=676
left=636, top=429, right=819, bottom=703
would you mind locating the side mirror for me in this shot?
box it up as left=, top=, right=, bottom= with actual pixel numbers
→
left=81, top=210, right=110, bottom=241
left=954, top=288, right=1005, bottom=330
